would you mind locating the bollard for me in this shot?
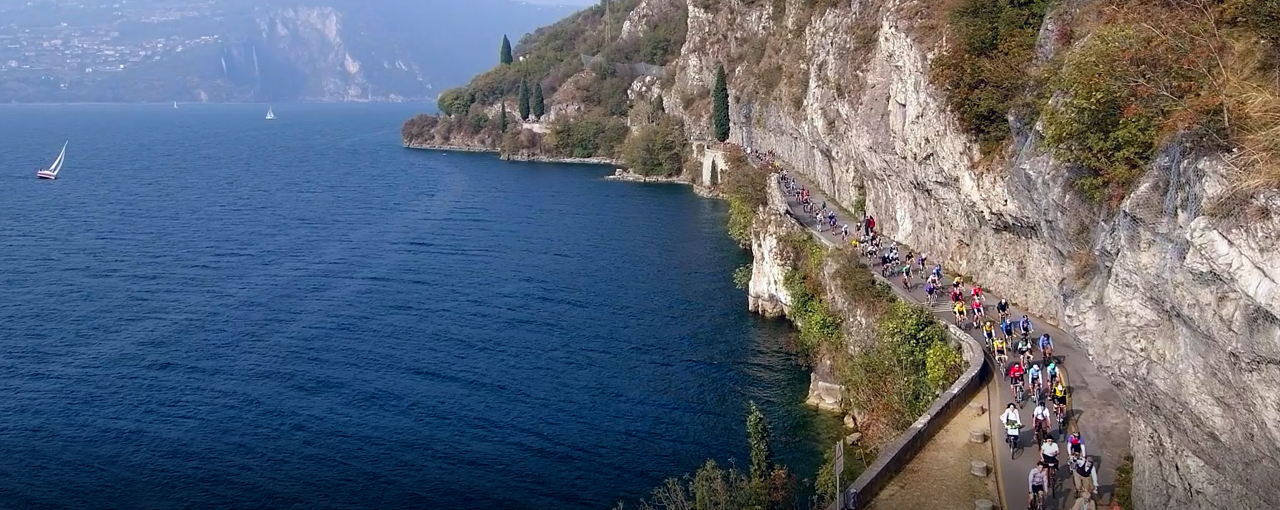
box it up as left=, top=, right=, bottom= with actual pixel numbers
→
left=968, top=402, right=987, bottom=415
left=970, top=460, right=989, bottom=477
left=969, top=430, right=987, bottom=444
left=975, top=499, right=994, bottom=510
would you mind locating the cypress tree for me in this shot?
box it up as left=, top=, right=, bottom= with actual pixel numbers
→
left=518, top=80, right=531, bottom=121
left=500, top=35, right=513, bottom=65
left=650, top=94, right=665, bottom=122
left=712, top=65, right=730, bottom=142
left=532, top=82, right=545, bottom=119
left=499, top=104, right=508, bottom=132
left=746, top=401, right=773, bottom=482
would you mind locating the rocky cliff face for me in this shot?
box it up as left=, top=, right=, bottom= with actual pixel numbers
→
left=670, top=0, right=1280, bottom=507
left=748, top=178, right=799, bottom=318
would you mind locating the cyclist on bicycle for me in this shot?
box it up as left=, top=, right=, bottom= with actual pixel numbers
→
left=993, top=337, right=1009, bottom=368
left=926, top=272, right=940, bottom=287
left=901, top=264, right=912, bottom=288
left=1001, top=403, right=1022, bottom=447
left=1001, top=318, right=1015, bottom=340
left=1039, top=333, right=1054, bottom=360
left=970, top=284, right=983, bottom=303
left=1042, top=436, right=1061, bottom=483
left=1007, top=362, right=1025, bottom=399
left=1046, top=360, right=1059, bottom=386
left=1028, top=363, right=1042, bottom=395
left=1067, top=433, right=1086, bottom=460
left=932, top=263, right=943, bottom=279
left=952, top=276, right=963, bottom=292
left=970, top=297, right=985, bottom=328
left=924, top=282, right=937, bottom=302
left=1028, top=462, right=1048, bottom=508
left=1016, top=336, right=1033, bottom=368
left=997, top=297, right=1010, bottom=319
left=950, top=286, right=963, bottom=304
left=1020, top=315, right=1033, bottom=336
left=953, top=300, right=967, bottom=325
left=1053, top=379, right=1068, bottom=419
left=982, top=321, right=995, bottom=348
left=1032, top=400, right=1051, bottom=440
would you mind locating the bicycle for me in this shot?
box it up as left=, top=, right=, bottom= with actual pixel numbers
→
left=1006, top=428, right=1021, bottom=459
left=1015, top=382, right=1025, bottom=404
left=1031, top=488, right=1047, bottom=510
left=1056, top=402, right=1068, bottom=431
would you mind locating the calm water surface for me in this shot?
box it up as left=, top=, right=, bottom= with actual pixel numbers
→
left=0, top=104, right=840, bottom=509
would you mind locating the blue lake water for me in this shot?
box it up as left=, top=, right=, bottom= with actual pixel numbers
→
left=0, top=104, right=840, bottom=509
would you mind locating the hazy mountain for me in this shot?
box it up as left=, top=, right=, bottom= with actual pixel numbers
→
left=0, top=0, right=578, bottom=102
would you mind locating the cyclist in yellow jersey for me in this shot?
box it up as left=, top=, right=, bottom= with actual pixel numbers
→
left=953, top=300, right=967, bottom=325
left=993, top=337, right=1008, bottom=367
left=982, top=320, right=995, bottom=348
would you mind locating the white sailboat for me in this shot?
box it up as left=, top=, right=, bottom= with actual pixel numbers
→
left=36, top=141, right=68, bottom=180
left=265, top=106, right=275, bottom=120
left=173, top=101, right=179, bottom=109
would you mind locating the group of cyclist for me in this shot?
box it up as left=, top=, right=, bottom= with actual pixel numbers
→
left=770, top=163, right=1106, bottom=509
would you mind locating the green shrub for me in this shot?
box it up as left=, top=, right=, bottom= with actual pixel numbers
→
left=733, top=263, right=753, bottom=289
left=548, top=115, right=629, bottom=158
left=623, top=116, right=687, bottom=176
left=932, top=0, right=1054, bottom=153
left=1043, top=16, right=1224, bottom=202
left=722, top=149, right=769, bottom=246
left=844, top=302, right=960, bottom=433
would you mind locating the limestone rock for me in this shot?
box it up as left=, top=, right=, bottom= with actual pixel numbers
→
left=676, top=1, right=1280, bottom=504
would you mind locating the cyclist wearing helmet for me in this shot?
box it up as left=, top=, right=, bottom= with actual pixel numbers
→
left=1001, top=318, right=1015, bottom=340
left=1020, top=315, right=1033, bottom=336
left=1007, top=362, right=1025, bottom=398
left=996, top=297, right=1010, bottom=319
left=982, top=320, right=995, bottom=347
left=1039, top=333, right=1054, bottom=360
left=1067, top=433, right=1086, bottom=460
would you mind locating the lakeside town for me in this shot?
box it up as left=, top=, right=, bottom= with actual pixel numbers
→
left=0, top=0, right=236, bottom=81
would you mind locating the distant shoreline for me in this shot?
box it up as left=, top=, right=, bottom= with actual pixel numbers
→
left=0, top=101, right=436, bottom=106
left=403, top=143, right=621, bottom=166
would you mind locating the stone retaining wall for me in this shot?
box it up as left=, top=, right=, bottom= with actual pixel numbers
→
left=781, top=209, right=991, bottom=510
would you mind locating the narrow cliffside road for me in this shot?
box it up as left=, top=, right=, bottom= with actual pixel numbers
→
left=773, top=172, right=1131, bottom=510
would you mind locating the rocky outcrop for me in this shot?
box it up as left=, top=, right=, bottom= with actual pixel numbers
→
left=1068, top=143, right=1280, bottom=507
left=665, top=0, right=1280, bottom=507
left=748, top=178, right=800, bottom=317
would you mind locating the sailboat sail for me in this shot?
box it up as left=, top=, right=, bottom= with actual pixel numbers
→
left=266, top=107, right=275, bottom=120
left=48, top=142, right=67, bottom=176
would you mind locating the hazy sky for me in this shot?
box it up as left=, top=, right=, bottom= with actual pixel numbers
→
left=522, top=0, right=596, bottom=5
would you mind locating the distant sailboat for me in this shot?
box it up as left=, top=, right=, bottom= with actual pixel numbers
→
left=36, top=141, right=68, bottom=180
left=265, top=106, right=275, bottom=120
left=173, top=101, right=179, bottom=109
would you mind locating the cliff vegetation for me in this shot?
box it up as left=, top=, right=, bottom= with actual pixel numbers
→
left=933, top=0, right=1280, bottom=201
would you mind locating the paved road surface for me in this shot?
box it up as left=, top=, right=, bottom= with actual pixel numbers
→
left=771, top=170, right=1131, bottom=510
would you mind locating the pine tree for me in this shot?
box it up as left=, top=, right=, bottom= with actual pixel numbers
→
left=499, top=103, right=509, bottom=132
left=518, top=80, right=531, bottom=121
left=532, top=82, right=545, bottom=119
left=712, top=65, right=730, bottom=142
left=500, top=35, right=513, bottom=65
